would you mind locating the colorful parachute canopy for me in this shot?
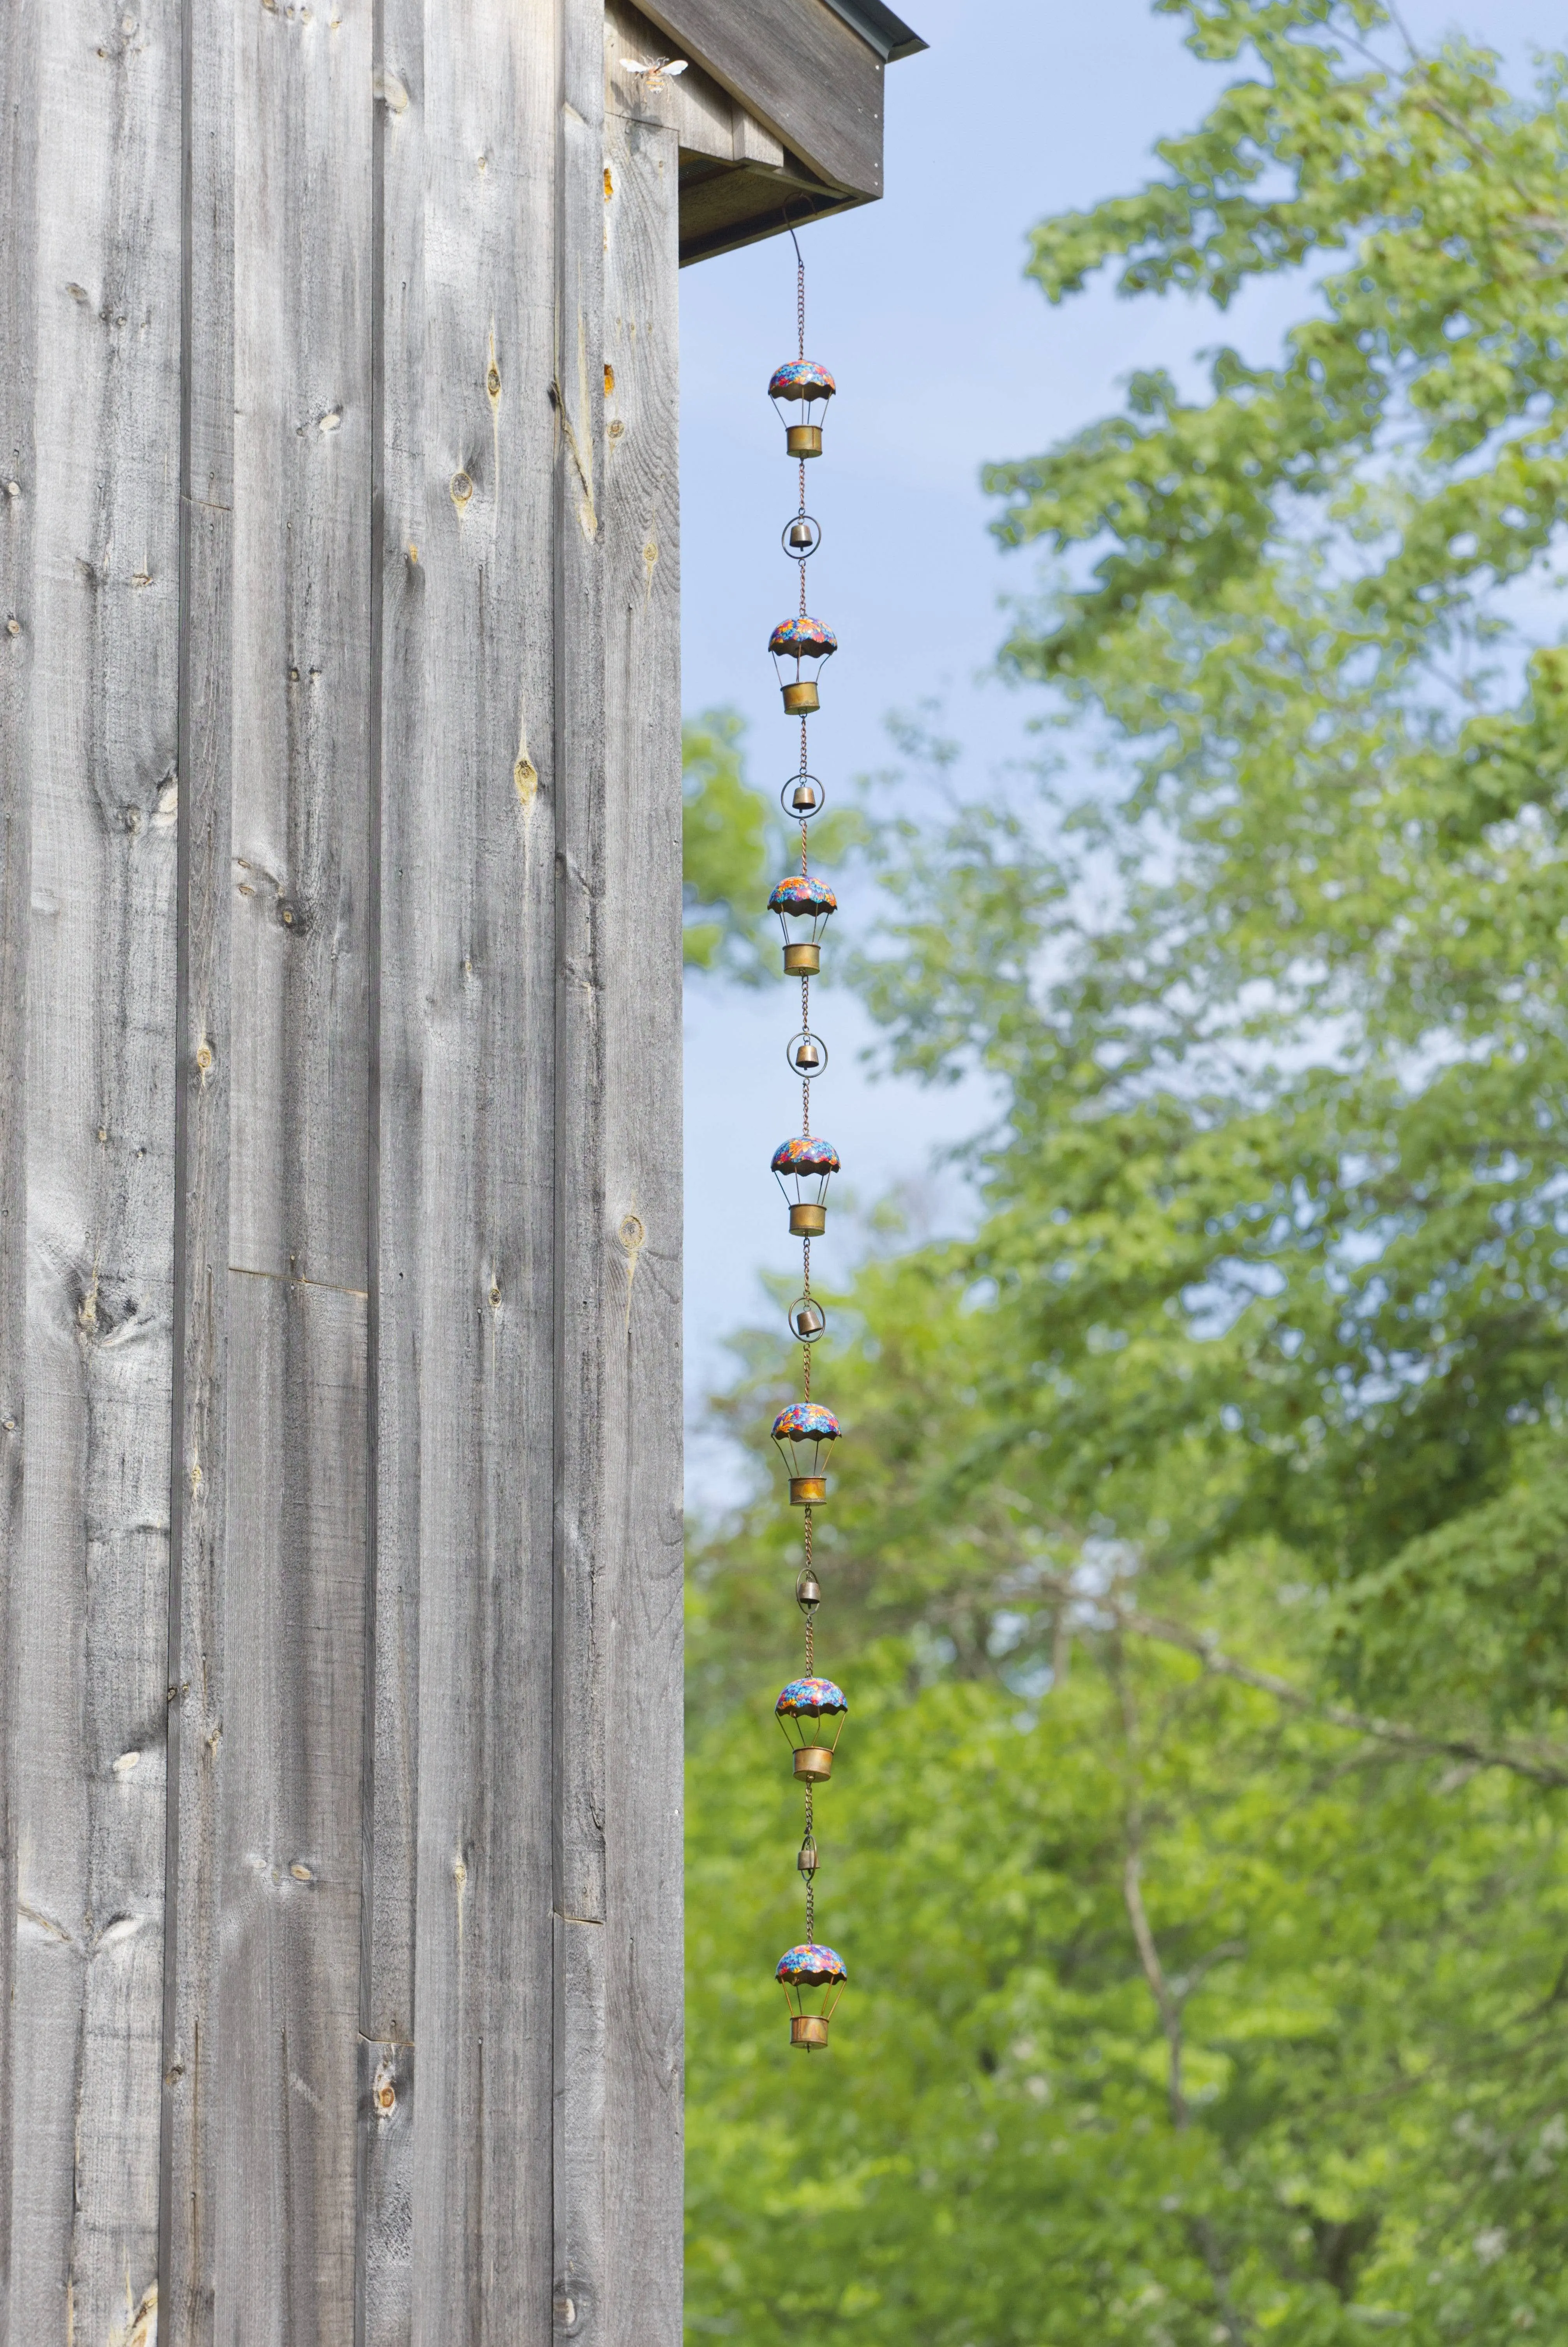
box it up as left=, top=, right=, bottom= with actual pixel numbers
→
left=776, top=1942, right=848, bottom=1985
left=768, top=616, right=837, bottom=659
left=772, top=1402, right=841, bottom=1444
left=768, top=874, right=837, bottom=918
left=775, top=1676, right=848, bottom=1718
left=770, top=1136, right=840, bottom=1177
left=768, top=360, right=837, bottom=404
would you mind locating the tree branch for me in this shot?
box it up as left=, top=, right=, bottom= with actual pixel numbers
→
left=1114, top=1649, right=1250, bottom=2347
left=1040, top=1568, right=1568, bottom=1790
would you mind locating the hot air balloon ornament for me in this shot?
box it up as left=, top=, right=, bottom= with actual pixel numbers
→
left=768, top=359, right=836, bottom=458
left=769, top=615, right=836, bottom=715
left=776, top=1675, right=848, bottom=1781
left=771, top=1135, right=840, bottom=1237
left=769, top=871, right=837, bottom=974
left=772, top=1401, right=841, bottom=1506
left=777, top=1942, right=847, bottom=2050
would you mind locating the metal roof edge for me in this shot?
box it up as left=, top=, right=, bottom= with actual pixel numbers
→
left=816, top=0, right=927, bottom=63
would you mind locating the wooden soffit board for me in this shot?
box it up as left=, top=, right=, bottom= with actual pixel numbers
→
left=632, top=0, right=888, bottom=199
left=607, top=0, right=869, bottom=264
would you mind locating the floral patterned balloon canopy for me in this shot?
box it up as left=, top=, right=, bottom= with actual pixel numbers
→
left=770, top=1136, right=841, bottom=1178
left=775, top=1941, right=848, bottom=1986
left=775, top=1676, right=848, bottom=1718
left=768, top=874, right=837, bottom=919
left=768, top=616, right=837, bottom=660
left=768, top=359, right=837, bottom=406
left=772, top=1403, right=841, bottom=1444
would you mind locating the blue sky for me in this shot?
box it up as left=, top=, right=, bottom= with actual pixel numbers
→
left=679, top=0, right=1568, bottom=1507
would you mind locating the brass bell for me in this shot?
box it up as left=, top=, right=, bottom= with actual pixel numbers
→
left=784, top=514, right=821, bottom=557
left=789, top=1299, right=826, bottom=1346
left=797, top=1833, right=819, bottom=1875
left=795, top=1565, right=822, bottom=1611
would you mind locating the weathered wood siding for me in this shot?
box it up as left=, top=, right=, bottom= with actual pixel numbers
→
left=2, top=4, right=184, bottom=2340
left=598, top=74, right=686, bottom=2347
left=0, top=1, right=684, bottom=2338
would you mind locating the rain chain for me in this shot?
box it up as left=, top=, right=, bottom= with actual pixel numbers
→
left=764, top=245, right=849, bottom=2054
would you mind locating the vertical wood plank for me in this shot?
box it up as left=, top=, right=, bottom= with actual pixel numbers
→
left=0, top=0, right=37, bottom=2325
left=598, top=93, right=685, bottom=2347
left=372, top=3, right=562, bottom=2343
left=161, top=0, right=236, bottom=2331
left=553, top=0, right=611, bottom=2336
left=357, top=0, right=423, bottom=2332
left=215, top=0, right=374, bottom=2336
left=2, top=3, right=184, bottom=2337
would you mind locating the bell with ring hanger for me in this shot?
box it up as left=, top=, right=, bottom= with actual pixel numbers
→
left=795, top=1565, right=822, bottom=1612
left=780, top=773, right=827, bottom=823
left=789, top=519, right=814, bottom=549
left=795, top=1038, right=820, bottom=1073
left=796, top=1833, right=819, bottom=1876
left=789, top=1297, right=826, bottom=1343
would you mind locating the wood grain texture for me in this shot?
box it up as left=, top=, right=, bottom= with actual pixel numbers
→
left=160, top=0, right=236, bottom=2333
left=635, top=0, right=885, bottom=195
left=358, top=0, right=423, bottom=2331
left=0, top=0, right=37, bottom=2326
left=371, top=2, right=562, bottom=2342
left=2, top=2, right=184, bottom=2337
left=599, top=94, right=686, bottom=2347
left=554, top=0, right=611, bottom=2338
left=215, top=0, right=374, bottom=2336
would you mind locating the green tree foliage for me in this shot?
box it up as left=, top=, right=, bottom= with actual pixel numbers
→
left=683, top=709, right=775, bottom=979
left=687, top=5, right=1568, bottom=2336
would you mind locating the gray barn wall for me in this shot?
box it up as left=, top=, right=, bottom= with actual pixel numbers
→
left=0, top=3, right=683, bottom=2339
